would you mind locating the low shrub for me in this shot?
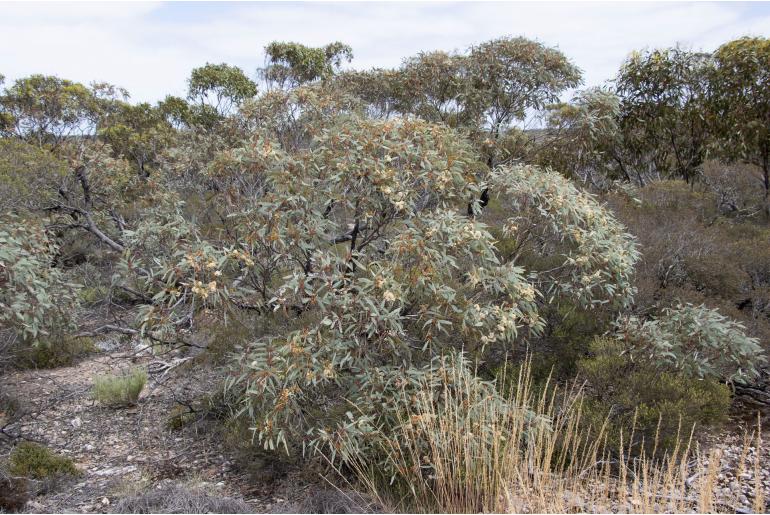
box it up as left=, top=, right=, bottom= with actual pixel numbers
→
left=577, top=337, right=732, bottom=456
left=78, top=285, right=109, bottom=305
left=219, top=417, right=301, bottom=484
left=8, top=442, right=80, bottom=480
left=268, top=489, right=380, bottom=513
left=15, top=336, right=96, bottom=369
left=93, top=368, right=147, bottom=407
left=606, top=180, right=770, bottom=359
left=525, top=301, right=613, bottom=383
left=0, top=392, right=20, bottom=424
left=165, top=406, right=197, bottom=431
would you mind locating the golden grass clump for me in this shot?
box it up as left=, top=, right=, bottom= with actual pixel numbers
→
left=334, top=358, right=765, bottom=513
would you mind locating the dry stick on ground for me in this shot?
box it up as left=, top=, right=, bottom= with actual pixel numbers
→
left=75, top=325, right=205, bottom=351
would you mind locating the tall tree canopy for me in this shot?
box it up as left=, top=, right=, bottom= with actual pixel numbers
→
left=711, top=37, right=770, bottom=209
left=187, top=63, right=258, bottom=120
left=0, top=75, right=105, bottom=148
left=615, top=46, right=714, bottom=184
left=262, top=41, right=353, bottom=89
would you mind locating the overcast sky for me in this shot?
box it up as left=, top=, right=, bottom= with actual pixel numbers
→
left=2, top=1, right=769, bottom=103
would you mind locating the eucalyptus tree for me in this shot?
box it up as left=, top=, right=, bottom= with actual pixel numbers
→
left=261, top=41, right=353, bottom=90
left=467, top=37, right=582, bottom=141
left=335, top=68, right=406, bottom=119
left=187, top=63, right=258, bottom=122
left=541, top=87, right=635, bottom=187
left=615, top=46, right=714, bottom=184
left=0, top=74, right=148, bottom=252
left=100, top=101, right=178, bottom=178
left=0, top=75, right=104, bottom=149
left=711, top=37, right=770, bottom=211
left=393, top=51, right=475, bottom=126
left=339, top=37, right=581, bottom=145
left=108, top=87, right=639, bottom=459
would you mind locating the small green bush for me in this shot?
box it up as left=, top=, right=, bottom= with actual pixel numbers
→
left=8, top=442, right=81, bottom=479
left=16, top=336, right=96, bottom=369
left=79, top=285, right=109, bottom=304
left=93, top=368, right=147, bottom=407
left=577, top=337, right=731, bottom=457
left=166, top=406, right=197, bottom=431
left=530, top=301, right=612, bottom=382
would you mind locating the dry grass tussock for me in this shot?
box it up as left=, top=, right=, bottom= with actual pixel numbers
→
left=112, top=482, right=253, bottom=513
left=336, top=358, right=765, bottom=513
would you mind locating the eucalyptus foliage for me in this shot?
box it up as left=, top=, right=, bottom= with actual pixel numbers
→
left=263, top=41, right=353, bottom=89
left=0, top=220, right=80, bottom=344
left=197, top=93, right=641, bottom=456
left=490, top=164, right=639, bottom=308
left=617, top=303, right=766, bottom=382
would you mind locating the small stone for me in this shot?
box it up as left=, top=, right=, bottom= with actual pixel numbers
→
left=71, top=417, right=82, bottom=429
left=26, top=500, right=45, bottom=510
left=84, top=444, right=94, bottom=451
left=101, top=497, right=110, bottom=506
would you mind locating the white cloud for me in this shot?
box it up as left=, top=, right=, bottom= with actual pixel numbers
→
left=1, top=1, right=768, bottom=103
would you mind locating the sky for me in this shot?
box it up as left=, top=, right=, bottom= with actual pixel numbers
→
left=1, top=1, right=769, bottom=103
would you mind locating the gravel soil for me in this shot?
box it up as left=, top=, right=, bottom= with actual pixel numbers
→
left=0, top=343, right=319, bottom=513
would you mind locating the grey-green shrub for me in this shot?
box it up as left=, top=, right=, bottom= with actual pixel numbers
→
left=0, top=220, right=81, bottom=358
left=617, top=303, right=766, bottom=382
left=93, top=368, right=147, bottom=406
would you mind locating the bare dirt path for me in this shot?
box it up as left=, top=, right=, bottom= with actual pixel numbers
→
left=0, top=346, right=308, bottom=513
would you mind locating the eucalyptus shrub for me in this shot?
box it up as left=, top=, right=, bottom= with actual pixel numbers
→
left=617, top=303, right=766, bottom=382
left=100, top=84, right=640, bottom=466
left=116, top=195, right=234, bottom=342
left=0, top=220, right=80, bottom=351
left=179, top=99, right=643, bottom=459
